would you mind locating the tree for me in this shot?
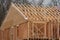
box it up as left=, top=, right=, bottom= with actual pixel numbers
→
left=0, top=0, right=11, bottom=26
left=12, top=0, right=60, bottom=6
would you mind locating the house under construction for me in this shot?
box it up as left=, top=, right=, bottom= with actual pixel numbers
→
left=0, top=3, right=60, bottom=40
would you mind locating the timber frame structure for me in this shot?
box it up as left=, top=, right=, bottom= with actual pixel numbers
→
left=0, top=3, right=60, bottom=40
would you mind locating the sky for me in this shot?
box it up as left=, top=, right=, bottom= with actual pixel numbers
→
left=12, top=0, right=60, bottom=7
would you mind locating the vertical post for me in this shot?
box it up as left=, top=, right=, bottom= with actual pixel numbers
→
left=37, top=23, right=39, bottom=39
left=57, top=21, right=59, bottom=38
left=50, top=21, right=53, bottom=39
left=48, top=21, right=51, bottom=39
left=28, top=22, right=30, bottom=40
left=32, top=22, right=35, bottom=40
left=13, top=26, right=17, bottom=40
left=10, top=26, right=14, bottom=40
left=16, top=25, right=19, bottom=40
left=44, top=23, right=47, bottom=38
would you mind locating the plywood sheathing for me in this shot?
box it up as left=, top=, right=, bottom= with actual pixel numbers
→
left=1, top=4, right=28, bottom=30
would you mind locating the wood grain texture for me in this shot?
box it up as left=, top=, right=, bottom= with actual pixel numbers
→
left=0, top=3, right=60, bottom=40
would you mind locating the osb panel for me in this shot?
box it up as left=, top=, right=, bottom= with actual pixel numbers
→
left=46, top=20, right=59, bottom=38
left=17, top=22, right=28, bottom=40
left=33, top=23, right=46, bottom=38
left=1, top=5, right=26, bottom=30
left=3, top=28, right=10, bottom=40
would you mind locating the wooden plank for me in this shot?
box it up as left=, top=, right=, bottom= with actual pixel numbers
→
left=3, top=28, right=10, bottom=40
left=57, top=22, right=59, bottom=38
